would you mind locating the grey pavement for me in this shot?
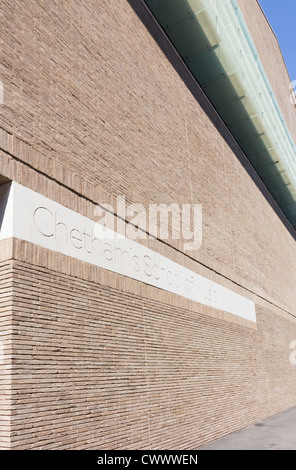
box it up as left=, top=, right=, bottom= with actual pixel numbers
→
left=198, top=406, right=296, bottom=450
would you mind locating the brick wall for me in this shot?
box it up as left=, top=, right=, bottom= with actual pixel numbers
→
left=238, top=0, right=296, bottom=144
left=8, top=245, right=296, bottom=449
left=0, top=244, right=13, bottom=449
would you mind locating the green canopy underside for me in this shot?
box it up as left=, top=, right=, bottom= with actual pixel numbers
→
left=145, top=0, right=296, bottom=227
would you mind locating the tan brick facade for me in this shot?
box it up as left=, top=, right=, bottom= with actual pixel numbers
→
left=0, top=255, right=13, bottom=450
left=0, top=0, right=296, bottom=449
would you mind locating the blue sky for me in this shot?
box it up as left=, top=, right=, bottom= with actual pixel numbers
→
left=259, top=0, right=295, bottom=81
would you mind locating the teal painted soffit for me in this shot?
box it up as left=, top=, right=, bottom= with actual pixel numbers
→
left=145, top=0, right=296, bottom=227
